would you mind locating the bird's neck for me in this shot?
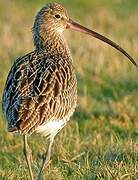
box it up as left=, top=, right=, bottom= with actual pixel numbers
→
left=34, top=31, right=72, bottom=60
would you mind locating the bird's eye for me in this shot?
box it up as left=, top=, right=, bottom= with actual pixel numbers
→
left=55, top=14, right=61, bottom=19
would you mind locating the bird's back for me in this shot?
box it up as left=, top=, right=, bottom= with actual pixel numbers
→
left=2, top=50, right=77, bottom=136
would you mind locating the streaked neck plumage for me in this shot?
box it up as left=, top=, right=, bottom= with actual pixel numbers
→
left=33, top=27, right=72, bottom=60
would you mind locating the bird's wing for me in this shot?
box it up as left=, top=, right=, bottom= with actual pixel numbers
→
left=2, top=51, right=76, bottom=135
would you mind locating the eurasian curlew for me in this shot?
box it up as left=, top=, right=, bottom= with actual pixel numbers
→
left=2, top=2, right=137, bottom=179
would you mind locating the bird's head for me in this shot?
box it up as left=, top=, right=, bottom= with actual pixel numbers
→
left=33, top=3, right=69, bottom=39
left=33, top=2, right=137, bottom=66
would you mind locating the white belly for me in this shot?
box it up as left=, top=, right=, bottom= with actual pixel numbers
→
left=35, top=120, right=65, bottom=138
left=35, top=106, right=76, bottom=139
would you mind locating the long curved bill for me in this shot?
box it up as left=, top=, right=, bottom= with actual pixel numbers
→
left=67, top=19, right=137, bottom=67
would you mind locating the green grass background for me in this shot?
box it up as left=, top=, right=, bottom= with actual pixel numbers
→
left=0, top=0, right=138, bottom=179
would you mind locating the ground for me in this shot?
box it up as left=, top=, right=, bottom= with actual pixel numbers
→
left=0, top=0, right=138, bottom=179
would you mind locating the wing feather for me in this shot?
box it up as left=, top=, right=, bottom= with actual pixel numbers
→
left=2, top=51, right=77, bottom=135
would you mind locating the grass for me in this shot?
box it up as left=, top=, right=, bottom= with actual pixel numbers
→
left=0, top=0, right=138, bottom=179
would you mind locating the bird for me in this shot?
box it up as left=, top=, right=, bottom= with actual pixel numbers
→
left=2, top=2, right=137, bottom=180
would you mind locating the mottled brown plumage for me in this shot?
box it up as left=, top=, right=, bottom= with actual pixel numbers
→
left=2, top=2, right=137, bottom=179
left=3, top=3, right=77, bottom=137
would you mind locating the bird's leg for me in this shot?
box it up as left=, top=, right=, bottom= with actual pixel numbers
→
left=37, top=137, right=54, bottom=179
left=23, top=135, right=34, bottom=180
